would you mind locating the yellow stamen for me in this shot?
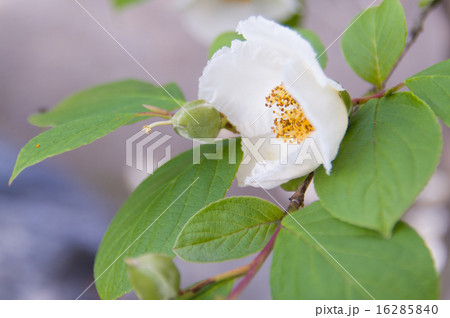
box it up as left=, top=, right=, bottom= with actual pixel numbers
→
left=265, top=84, right=314, bottom=144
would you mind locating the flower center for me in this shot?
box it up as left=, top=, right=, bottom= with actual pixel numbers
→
left=265, top=84, right=314, bottom=144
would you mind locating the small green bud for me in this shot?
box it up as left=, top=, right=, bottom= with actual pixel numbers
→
left=172, top=100, right=223, bottom=140
left=126, top=254, right=180, bottom=300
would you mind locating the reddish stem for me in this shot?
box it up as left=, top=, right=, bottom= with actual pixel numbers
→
left=351, top=90, right=385, bottom=105
left=226, top=224, right=282, bottom=300
left=179, top=264, right=250, bottom=297
left=351, top=82, right=405, bottom=106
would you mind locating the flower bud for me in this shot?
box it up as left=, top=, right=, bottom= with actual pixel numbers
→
left=172, top=100, right=224, bottom=140
left=125, top=254, right=180, bottom=300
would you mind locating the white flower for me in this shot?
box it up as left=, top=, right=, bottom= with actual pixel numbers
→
left=199, top=16, right=349, bottom=189
left=175, top=0, right=300, bottom=44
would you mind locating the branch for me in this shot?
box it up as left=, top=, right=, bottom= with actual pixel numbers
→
left=383, top=0, right=442, bottom=87
left=352, top=90, right=385, bottom=105
left=287, top=172, right=314, bottom=212
left=226, top=224, right=282, bottom=300
left=179, top=264, right=251, bottom=298
left=352, top=82, right=405, bottom=106
left=226, top=172, right=316, bottom=300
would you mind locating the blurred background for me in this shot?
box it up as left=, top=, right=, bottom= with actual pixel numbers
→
left=1, top=0, right=450, bottom=299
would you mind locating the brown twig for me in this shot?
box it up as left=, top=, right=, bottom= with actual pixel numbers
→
left=351, top=82, right=405, bottom=107
left=287, top=172, right=314, bottom=212
left=352, top=90, right=386, bottom=106
left=383, top=0, right=442, bottom=87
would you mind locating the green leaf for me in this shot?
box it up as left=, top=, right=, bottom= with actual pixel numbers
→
left=112, top=0, right=148, bottom=9
left=271, top=202, right=439, bottom=300
left=174, top=197, right=284, bottom=262
left=295, top=28, right=327, bottom=69
left=406, top=59, right=450, bottom=126
left=10, top=113, right=136, bottom=184
left=315, top=93, right=442, bottom=236
left=341, top=0, right=407, bottom=88
left=178, top=279, right=235, bottom=300
left=11, top=80, right=186, bottom=183
left=94, top=139, right=243, bottom=299
left=29, top=80, right=184, bottom=127
left=280, top=176, right=307, bottom=192
left=209, top=32, right=245, bottom=59
left=126, top=254, right=180, bottom=300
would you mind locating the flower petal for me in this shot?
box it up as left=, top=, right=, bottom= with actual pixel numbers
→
left=283, top=61, right=349, bottom=174
left=199, top=16, right=349, bottom=188
left=237, top=16, right=328, bottom=87
left=199, top=40, right=283, bottom=137
left=237, top=135, right=323, bottom=189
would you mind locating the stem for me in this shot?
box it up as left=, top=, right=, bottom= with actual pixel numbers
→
left=179, top=264, right=250, bottom=297
left=287, top=172, right=314, bottom=212
left=223, top=121, right=239, bottom=134
left=352, top=90, right=386, bottom=106
left=181, top=174, right=316, bottom=300
left=226, top=224, right=282, bottom=300
left=142, top=120, right=173, bottom=134
left=383, top=0, right=442, bottom=87
left=225, top=173, right=316, bottom=300
left=385, top=82, right=406, bottom=95
left=351, top=82, right=405, bottom=106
